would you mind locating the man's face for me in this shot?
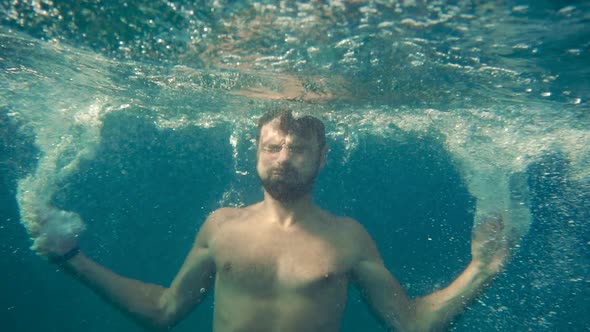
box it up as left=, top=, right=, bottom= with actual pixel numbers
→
left=256, top=119, right=324, bottom=202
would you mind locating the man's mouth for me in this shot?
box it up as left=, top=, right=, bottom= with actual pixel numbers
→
left=271, top=168, right=296, bottom=177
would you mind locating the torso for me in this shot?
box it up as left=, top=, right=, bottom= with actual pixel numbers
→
left=206, top=205, right=363, bottom=332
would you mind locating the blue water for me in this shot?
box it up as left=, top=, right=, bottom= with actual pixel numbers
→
left=1, top=1, right=589, bottom=331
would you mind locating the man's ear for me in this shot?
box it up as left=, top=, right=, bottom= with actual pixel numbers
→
left=319, top=145, right=328, bottom=169
left=255, top=139, right=261, bottom=156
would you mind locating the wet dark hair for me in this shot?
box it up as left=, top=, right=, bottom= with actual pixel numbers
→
left=256, top=109, right=326, bottom=151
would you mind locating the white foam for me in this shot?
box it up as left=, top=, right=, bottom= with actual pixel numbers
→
left=318, top=105, right=588, bottom=241
left=16, top=98, right=114, bottom=255
left=5, top=33, right=587, bottom=254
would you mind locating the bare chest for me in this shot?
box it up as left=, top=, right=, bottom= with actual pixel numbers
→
left=210, top=224, right=353, bottom=294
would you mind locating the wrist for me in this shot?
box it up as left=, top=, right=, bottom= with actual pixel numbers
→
left=49, top=245, right=81, bottom=265
left=469, top=260, right=497, bottom=281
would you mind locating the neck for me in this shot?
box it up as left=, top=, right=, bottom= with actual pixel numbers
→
left=261, top=191, right=316, bottom=227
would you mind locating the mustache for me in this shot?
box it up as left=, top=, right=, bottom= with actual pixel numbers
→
left=271, top=165, right=297, bottom=174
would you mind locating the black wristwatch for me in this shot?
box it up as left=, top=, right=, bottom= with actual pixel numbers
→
left=50, top=245, right=81, bottom=264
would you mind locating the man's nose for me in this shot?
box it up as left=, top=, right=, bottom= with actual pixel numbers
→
left=276, top=147, right=292, bottom=163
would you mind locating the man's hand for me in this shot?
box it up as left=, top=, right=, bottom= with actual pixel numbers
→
left=31, top=206, right=84, bottom=259
left=471, top=212, right=511, bottom=277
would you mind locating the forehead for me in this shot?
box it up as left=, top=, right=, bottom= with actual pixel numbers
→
left=259, top=119, right=315, bottom=145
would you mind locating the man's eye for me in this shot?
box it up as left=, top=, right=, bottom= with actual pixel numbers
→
left=264, top=146, right=282, bottom=153
left=288, top=146, right=305, bottom=153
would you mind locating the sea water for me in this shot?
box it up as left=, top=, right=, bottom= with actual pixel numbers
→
left=1, top=1, right=588, bottom=331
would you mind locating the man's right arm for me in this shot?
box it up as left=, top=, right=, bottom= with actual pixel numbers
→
left=61, top=211, right=221, bottom=331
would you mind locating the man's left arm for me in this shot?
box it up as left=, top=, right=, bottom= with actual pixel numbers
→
left=351, top=215, right=510, bottom=332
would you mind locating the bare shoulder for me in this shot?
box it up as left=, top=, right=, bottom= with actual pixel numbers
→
left=329, top=214, right=372, bottom=241
left=317, top=212, right=373, bottom=245
left=195, top=207, right=246, bottom=245
left=329, top=215, right=380, bottom=261
left=208, top=207, right=243, bottom=223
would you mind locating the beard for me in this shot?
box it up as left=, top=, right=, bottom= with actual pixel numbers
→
left=259, top=164, right=319, bottom=203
